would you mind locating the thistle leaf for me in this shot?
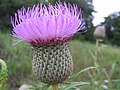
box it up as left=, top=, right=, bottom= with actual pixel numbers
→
left=62, top=82, right=90, bottom=90
left=0, top=59, right=8, bottom=90
left=68, top=66, right=96, bottom=80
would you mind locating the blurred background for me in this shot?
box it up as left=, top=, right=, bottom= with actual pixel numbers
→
left=0, top=0, right=120, bottom=90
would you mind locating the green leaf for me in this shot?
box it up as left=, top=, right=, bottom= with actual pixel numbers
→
left=41, top=84, right=50, bottom=90
left=0, top=59, right=8, bottom=90
left=89, top=51, right=96, bottom=60
left=62, top=82, right=90, bottom=90
left=109, top=62, right=116, bottom=79
left=33, top=84, right=50, bottom=90
left=68, top=66, right=96, bottom=80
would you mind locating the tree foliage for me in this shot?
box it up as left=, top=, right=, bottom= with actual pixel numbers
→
left=0, top=0, right=44, bottom=31
left=101, top=12, right=120, bottom=46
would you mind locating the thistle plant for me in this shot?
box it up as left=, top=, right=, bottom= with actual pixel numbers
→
left=89, top=25, right=114, bottom=89
left=93, top=25, right=106, bottom=73
left=0, top=59, right=8, bottom=90
left=11, top=2, right=83, bottom=89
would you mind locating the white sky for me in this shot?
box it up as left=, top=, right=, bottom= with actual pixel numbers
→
left=93, top=0, right=120, bottom=26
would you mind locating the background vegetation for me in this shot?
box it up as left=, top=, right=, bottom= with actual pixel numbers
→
left=0, top=0, right=120, bottom=90
left=0, top=33, right=120, bottom=90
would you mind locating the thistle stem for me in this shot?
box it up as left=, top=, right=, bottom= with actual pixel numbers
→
left=93, top=39, right=99, bottom=78
left=52, top=84, right=59, bottom=90
left=93, top=39, right=102, bottom=90
left=95, top=39, right=103, bottom=72
left=95, top=39, right=99, bottom=69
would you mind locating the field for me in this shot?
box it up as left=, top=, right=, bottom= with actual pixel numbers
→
left=0, top=32, right=120, bottom=90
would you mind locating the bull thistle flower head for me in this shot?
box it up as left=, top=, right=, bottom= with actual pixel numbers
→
left=11, top=2, right=83, bottom=84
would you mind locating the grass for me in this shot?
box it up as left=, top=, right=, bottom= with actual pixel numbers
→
left=0, top=32, right=120, bottom=90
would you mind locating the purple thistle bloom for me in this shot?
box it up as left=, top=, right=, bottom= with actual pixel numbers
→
left=11, top=2, right=83, bottom=84
left=11, top=2, right=83, bottom=46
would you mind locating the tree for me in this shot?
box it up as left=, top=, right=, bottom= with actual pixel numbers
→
left=101, top=12, right=120, bottom=46
left=0, top=0, right=44, bottom=32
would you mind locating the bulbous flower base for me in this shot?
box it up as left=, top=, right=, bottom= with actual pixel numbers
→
left=32, top=42, right=73, bottom=84
left=94, top=26, right=106, bottom=39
